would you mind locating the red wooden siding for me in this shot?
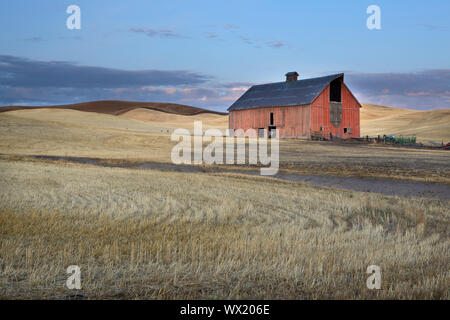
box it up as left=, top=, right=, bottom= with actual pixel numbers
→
left=229, top=79, right=360, bottom=139
left=229, top=105, right=310, bottom=138
left=310, top=81, right=360, bottom=139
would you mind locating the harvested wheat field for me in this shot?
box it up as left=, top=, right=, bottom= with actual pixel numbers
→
left=2, top=100, right=449, bottom=143
left=119, top=108, right=228, bottom=130
left=360, top=104, right=450, bottom=143
left=1, top=107, right=449, bottom=183
left=0, top=102, right=449, bottom=300
left=0, top=159, right=449, bottom=299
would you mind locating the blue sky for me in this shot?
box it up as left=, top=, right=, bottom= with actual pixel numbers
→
left=0, top=0, right=449, bottom=111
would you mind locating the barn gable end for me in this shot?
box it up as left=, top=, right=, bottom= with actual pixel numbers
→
left=228, top=72, right=360, bottom=139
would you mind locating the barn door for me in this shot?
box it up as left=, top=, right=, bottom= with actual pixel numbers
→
left=268, top=126, right=276, bottom=138
left=330, top=102, right=342, bottom=127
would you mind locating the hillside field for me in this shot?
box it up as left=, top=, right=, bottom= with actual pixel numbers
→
left=360, top=104, right=450, bottom=144
left=0, top=101, right=449, bottom=299
left=2, top=101, right=448, bottom=143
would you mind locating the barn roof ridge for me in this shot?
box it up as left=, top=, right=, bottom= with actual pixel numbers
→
left=228, top=73, right=344, bottom=111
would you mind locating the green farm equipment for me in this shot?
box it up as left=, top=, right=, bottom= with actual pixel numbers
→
left=384, top=134, right=416, bottom=145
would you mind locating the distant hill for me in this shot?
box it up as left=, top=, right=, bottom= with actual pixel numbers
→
left=361, top=104, right=450, bottom=143
left=0, top=100, right=228, bottom=116
left=1, top=100, right=448, bottom=143
left=119, top=108, right=228, bottom=130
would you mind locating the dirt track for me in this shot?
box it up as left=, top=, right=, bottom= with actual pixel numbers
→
left=270, top=172, right=450, bottom=200
left=12, top=155, right=450, bottom=201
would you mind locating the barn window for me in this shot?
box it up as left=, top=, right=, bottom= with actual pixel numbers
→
left=270, top=112, right=274, bottom=125
left=258, top=128, right=265, bottom=138
left=344, top=128, right=347, bottom=133
left=344, top=127, right=352, bottom=134
left=330, top=79, right=341, bottom=102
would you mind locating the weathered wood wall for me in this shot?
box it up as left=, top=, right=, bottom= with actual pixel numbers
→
left=229, top=104, right=311, bottom=138
left=310, top=81, right=360, bottom=139
left=229, top=79, right=360, bottom=139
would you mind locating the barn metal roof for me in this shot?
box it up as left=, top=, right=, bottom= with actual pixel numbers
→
left=228, top=73, right=344, bottom=111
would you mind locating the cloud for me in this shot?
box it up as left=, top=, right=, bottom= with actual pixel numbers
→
left=224, top=24, right=239, bottom=30
left=346, top=70, right=450, bottom=109
left=21, top=37, right=45, bottom=42
left=0, top=55, right=242, bottom=111
left=0, top=55, right=210, bottom=89
left=416, top=24, right=447, bottom=31
left=218, top=81, right=257, bottom=88
left=3, top=55, right=447, bottom=111
left=129, top=27, right=184, bottom=38
left=58, top=36, right=82, bottom=40
left=205, top=32, right=218, bottom=39
left=266, top=41, right=284, bottom=48
left=239, top=35, right=253, bottom=45
left=237, top=34, right=285, bottom=49
left=209, top=25, right=285, bottom=49
left=0, top=85, right=244, bottom=111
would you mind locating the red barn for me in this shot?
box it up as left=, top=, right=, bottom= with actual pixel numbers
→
left=228, top=72, right=361, bottom=139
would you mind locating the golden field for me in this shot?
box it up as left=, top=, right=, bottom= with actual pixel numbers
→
left=360, top=104, right=450, bottom=143
left=0, top=103, right=449, bottom=299
left=120, top=107, right=228, bottom=131
left=0, top=107, right=449, bottom=183
left=1, top=160, right=449, bottom=299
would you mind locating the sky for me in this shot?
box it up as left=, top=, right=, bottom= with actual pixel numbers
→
left=0, top=0, right=449, bottom=111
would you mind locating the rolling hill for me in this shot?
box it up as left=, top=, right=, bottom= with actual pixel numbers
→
left=360, top=104, right=450, bottom=143
left=0, top=100, right=227, bottom=116
left=0, top=101, right=229, bottom=134
left=1, top=100, right=449, bottom=143
left=119, top=108, right=228, bottom=130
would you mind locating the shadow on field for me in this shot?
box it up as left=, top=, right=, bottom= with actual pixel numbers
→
left=20, top=155, right=450, bottom=201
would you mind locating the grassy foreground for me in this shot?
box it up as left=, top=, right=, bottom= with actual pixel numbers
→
left=1, top=160, right=449, bottom=299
